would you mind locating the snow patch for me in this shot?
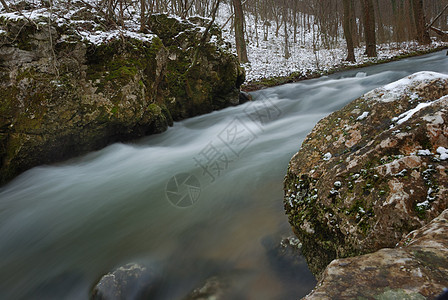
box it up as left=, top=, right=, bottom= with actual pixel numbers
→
left=383, top=71, right=448, bottom=93
left=79, top=29, right=155, bottom=45
left=437, top=147, right=448, bottom=160
left=356, top=111, right=369, bottom=121
left=417, top=149, right=432, bottom=156
left=392, top=102, right=432, bottom=125
left=373, top=71, right=448, bottom=103
left=323, top=152, right=332, bottom=161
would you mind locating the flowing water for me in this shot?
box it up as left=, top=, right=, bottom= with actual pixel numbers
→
left=1, top=50, right=447, bottom=300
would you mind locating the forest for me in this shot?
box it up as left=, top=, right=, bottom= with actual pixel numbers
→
left=1, top=0, right=447, bottom=81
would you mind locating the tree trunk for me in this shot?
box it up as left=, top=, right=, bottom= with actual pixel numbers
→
left=362, top=0, right=377, bottom=57
left=342, top=0, right=356, bottom=62
left=189, top=0, right=221, bottom=68
left=283, top=4, right=290, bottom=59
left=375, top=0, right=385, bottom=42
left=233, top=0, right=249, bottom=63
left=140, top=0, right=146, bottom=32
left=411, top=0, right=431, bottom=45
left=0, top=0, right=10, bottom=12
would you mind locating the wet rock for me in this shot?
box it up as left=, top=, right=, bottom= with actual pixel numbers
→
left=239, top=91, right=252, bottom=104
left=91, top=263, right=158, bottom=300
left=0, top=12, right=244, bottom=184
left=304, top=209, right=448, bottom=299
left=284, top=72, right=448, bottom=278
left=183, top=276, right=229, bottom=300
left=262, top=235, right=308, bottom=279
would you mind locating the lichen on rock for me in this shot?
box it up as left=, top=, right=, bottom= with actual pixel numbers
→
left=284, top=71, right=448, bottom=278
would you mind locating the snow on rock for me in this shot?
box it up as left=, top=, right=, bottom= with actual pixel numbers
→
left=437, top=147, right=448, bottom=160
left=78, top=29, right=155, bottom=46
left=356, top=111, right=369, bottom=121
left=392, top=102, right=432, bottom=124
left=323, top=152, right=332, bottom=161
left=365, top=71, right=448, bottom=103
left=417, top=149, right=432, bottom=156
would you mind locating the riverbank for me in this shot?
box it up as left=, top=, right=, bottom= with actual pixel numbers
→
left=242, top=43, right=448, bottom=92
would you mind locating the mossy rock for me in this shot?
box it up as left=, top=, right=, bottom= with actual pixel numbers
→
left=284, top=72, right=448, bottom=278
left=0, top=13, right=243, bottom=185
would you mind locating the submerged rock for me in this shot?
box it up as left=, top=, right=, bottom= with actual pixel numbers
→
left=262, top=235, right=308, bottom=279
left=238, top=91, right=252, bottom=104
left=284, top=71, right=448, bottom=278
left=91, top=263, right=158, bottom=300
left=304, top=208, right=448, bottom=299
left=0, top=10, right=244, bottom=184
left=183, top=276, right=229, bottom=300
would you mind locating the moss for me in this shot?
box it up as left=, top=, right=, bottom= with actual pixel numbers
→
left=415, top=203, right=428, bottom=220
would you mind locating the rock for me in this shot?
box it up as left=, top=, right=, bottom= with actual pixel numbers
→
left=304, top=208, right=448, bottom=299
left=91, top=263, right=158, bottom=300
left=0, top=9, right=245, bottom=184
left=239, top=91, right=252, bottom=104
left=183, top=276, right=229, bottom=300
left=262, top=235, right=309, bottom=279
left=284, top=71, right=448, bottom=277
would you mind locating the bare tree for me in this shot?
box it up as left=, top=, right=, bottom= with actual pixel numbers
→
left=233, top=0, right=249, bottom=63
left=362, top=0, right=377, bottom=57
left=411, top=0, right=431, bottom=45
left=140, top=0, right=146, bottom=32
left=0, top=0, right=9, bottom=12
left=283, top=2, right=290, bottom=59
left=342, top=0, right=356, bottom=62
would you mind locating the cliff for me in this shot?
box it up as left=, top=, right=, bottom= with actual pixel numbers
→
left=0, top=8, right=244, bottom=184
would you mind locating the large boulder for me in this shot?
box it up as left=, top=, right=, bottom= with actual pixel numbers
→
left=0, top=8, right=244, bottom=184
left=304, top=208, right=448, bottom=299
left=284, top=71, right=448, bottom=277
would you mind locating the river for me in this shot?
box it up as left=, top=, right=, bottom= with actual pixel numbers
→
left=0, top=50, right=447, bottom=300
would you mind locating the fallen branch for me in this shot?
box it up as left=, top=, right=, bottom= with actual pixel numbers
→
left=427, top=4, right=448, bottom=29
left=429, top=25, right=448, bottom=41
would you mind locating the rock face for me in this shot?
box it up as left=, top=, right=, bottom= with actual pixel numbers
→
left=284, top=71, right=448, bottom=278
left=304, top=208, right=448, bottom=299
left=0, top=13, right=244, bottom=184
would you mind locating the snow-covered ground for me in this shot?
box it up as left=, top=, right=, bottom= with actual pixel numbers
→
left=215, top=4, right=448, bottom=82
left=1, top=0, right=447, bottom=83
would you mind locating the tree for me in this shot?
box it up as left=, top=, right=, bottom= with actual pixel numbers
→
left=0, top=0, right=9, bottom=12
left=342, top=0, right=356, bottom=62
left=362, top=0, right=377, bottom=57
left=411, top=0, right=431, bottom=45
left=283, top=2, right=290, bottom=59
left=233, top=0, right=249, bottom=63
left=140, top=0, right=146, bottom=32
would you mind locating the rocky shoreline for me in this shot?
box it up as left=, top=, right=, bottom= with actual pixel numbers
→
left=0, top=13, right=244, bottom=185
